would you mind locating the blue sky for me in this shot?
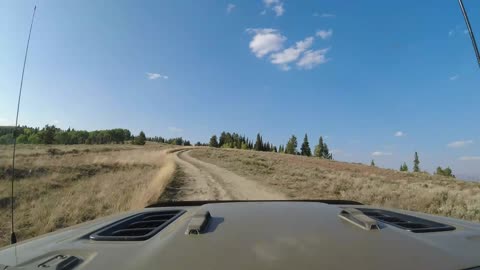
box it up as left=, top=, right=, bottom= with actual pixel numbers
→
left=1, top=0, right=480, bottom=178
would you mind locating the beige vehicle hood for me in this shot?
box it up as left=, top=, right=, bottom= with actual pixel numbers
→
left=1, top=201, right=480, bottom=269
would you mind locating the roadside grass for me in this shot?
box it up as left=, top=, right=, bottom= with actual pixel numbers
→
left=0, top=143, right=176, bottom=247
left=190, top=148, right=480, bottom=222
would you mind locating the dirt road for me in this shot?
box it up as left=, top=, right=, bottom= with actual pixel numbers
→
left=161, top=149, right=287, bottom=201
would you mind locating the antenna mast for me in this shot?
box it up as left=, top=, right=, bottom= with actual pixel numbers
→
left=11, top=5, right=37, bottom=245
left=458, top=0, right=480, bottom=68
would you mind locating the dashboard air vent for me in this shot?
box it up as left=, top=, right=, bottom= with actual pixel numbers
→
left=90, top=210, right=185, bottom=241
left=357, top=208, right=455, bottom=233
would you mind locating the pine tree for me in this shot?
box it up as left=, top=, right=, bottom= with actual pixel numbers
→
left=134, top=131, right=146, bottom=145
left=300, top=134, right=312, bottom=156
left=285, top=135, right=297, bottom=155
left=413, top=152, right=420, bottom=172
left=254, top=133, right=263, bottom=151
left=400, top=162, right=409, bottom=172
left=371, top=160, right=375, bottom=166
left=314, top=136, right=324, bottom=158
left=209, top=135, right=219, bottom=148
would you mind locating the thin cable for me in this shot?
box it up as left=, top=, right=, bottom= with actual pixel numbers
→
left=458, top=0, right=480, bottom=68
left=11, top=5, right=37, bottom=245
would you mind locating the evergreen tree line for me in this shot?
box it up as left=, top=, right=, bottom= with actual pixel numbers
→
left=0, top=125, right=146, bottom=145
left=146, top=136, right=191, bottom=146
left=208, top=132, right=275, bottom=151
left=208, top=132, right=333, bottom=159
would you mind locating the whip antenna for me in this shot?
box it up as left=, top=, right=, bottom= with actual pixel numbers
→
left=11, top=5, right=37, bottom=245
left=458, top=0, right=480, bottom=68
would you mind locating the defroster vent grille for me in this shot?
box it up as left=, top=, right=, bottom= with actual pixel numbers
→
left=90, top=210, right=185, bottom=241
left=357, top=208, right=455, bottom=233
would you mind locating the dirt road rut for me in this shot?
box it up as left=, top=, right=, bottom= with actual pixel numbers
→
left=161, top=150, right=286, bottom=201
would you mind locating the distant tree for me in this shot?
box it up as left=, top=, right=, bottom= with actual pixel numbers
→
left=370, top=160, right=375, bottom=167
left=300, top=134, right=312, bottom=156
left=436, top=166, right=455, bottom=178
left=133, top=131, right=146, bottom=145
left=273, top=146, right=277, bottom=153
left=28, top=133, right=41, bottom=144
left=285, top=135, right=298, bottom=155
left=195, top=141, right=202, bottom=146
left=254, top=133, right=263, bottom=151
left=413, top=152, right=420, bottom=172
left=400, top=162, right=409, bottom=172
left=278, top=145, right=284, bottom=153
left=314, top=136, right=324, bottom=158
left=314, top=136, right=332, bottom=159
left=16, top=134, right=29, bottom=144
left=209, top=135, right=219, bottom=148
left=39, top=125, right=57, bottom=144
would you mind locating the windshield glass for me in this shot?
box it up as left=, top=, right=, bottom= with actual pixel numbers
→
left=1, top=0, right=479, bottom=246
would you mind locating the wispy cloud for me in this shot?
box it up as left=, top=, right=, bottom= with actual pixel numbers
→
left=226, top=3, right=235, bottom=14
left=53, top=120, right=60, bottom=125
left=313, top=12, right=336, bottom=18
left=449, top=26, right=469, bottom=37
left=246, top=28, right=286, bottom=58
left=449, top=74, right=459, bottom=81
left=270, top=37, right=314, bottom=70
left=459, top=156, right=480, bottom=161
left=168, top=126, right=183, bottom=133
left=447, top=140, right=473, bottom=148
left=316, top=29, right=333, bottom=40
left=263, top=0, right=284, bottom=16
left=297, top=48, right=330, bottom=69
left=394, top=131, right=405, bottom=137
left=146, top=73, right=168, bottom=80
left=371, top=151, right=392, bottom=156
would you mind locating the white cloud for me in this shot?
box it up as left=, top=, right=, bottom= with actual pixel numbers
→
left=313, top=13, right=336, bottom=18
left=394, top=131, right=405, bottom=137
left=262, top=0, right=284, bottom=16
left=146, top=73, right=168, bottom=80
left=53, top=120, right=60, bottom=125
left=246, top=28, right=286, bottom=58
left=168, top=126, right=183, bottom=133
left=449, top=74, right=459, bottom=81
left=459, top=156, right=480, bottom=161
left=449, top=27, right=469, bottom=37
left=226, top=3, right=235, bottom=13
left=371, top=151, right=392, bottom=156
left=447, top=140, right=473, bottom=148
left=316, top=29, right=333, bottom=40
left=260, top=10, right=267, bottom=15
left=297, top=48, right=330, bottom=69
left=272, top=4, right=284, bottom=16
left=270, top=37, right=314, bottom=68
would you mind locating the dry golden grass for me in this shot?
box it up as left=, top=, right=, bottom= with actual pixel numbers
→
left=190, top=148, right=480, bottom=222
left=0, top=143, right=177, bottom=247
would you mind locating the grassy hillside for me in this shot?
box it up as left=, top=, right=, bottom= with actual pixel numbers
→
left=190, top=148, right=480, bottom=222
left=0, top=143, right=176, bottom=247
